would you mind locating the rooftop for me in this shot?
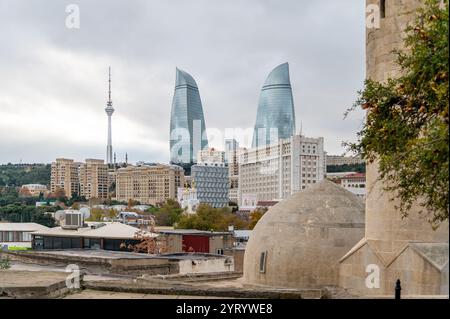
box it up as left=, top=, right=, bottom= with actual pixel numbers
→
left=0, top=222, right=49, bottom=232
left=32, top=222, right=157, bottom=239
left=158, top=229, right=231, bottom=236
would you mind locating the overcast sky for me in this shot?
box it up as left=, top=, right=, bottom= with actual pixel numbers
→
left=0, top=0, right=366, bottom=164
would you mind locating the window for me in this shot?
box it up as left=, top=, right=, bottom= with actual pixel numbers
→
left=23, top=232, right=32, bottom=242
left=259, top=251, right=267, bottom=273
left=33, top=235, right=44, bottom=250
left=380, top=0, right=386, bottom=18
left=216, top=248, right=224, bottom=255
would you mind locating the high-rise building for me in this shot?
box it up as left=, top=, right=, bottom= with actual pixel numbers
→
left=115, top=164, right=184, bottom=205
left=252, top=63, right=296, bottom=148
left=169, top=68, right=208, bottom=173
left=191, top=163, right=229, bottom=208
left=239, top=135, right=325, bottom=205
left=105, top=67, right=115, bottom=166
left=50, top=158, right=80, bottom=198
left=224, top=139, right=243, bottom=204
left=78, top=159, right=109, bottom=200
left=197, top=148, right=225, bottom=165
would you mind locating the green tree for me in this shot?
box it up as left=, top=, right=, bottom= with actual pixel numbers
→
left=248, top=208, right=268, bottom=230
left=176, top=204, right=248, bottom=231
left=153, top=199, right=183, bottom=226
left=346, top=0, right=449, bottom=225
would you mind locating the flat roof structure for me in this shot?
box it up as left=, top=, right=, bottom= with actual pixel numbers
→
left=0, top=223, right=49, bottom=232
left=32, top=222, right=157, bottom=240
left=157, top=229, right=231, bottom=236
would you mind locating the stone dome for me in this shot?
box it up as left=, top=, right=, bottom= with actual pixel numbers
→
left=243, top=179, right=365, bottom=289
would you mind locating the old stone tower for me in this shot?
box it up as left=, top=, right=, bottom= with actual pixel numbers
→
left=339, top=0, right=449, bottom=296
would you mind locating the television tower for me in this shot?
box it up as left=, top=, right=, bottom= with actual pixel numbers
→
left=105, top=66, right=115, bottom=166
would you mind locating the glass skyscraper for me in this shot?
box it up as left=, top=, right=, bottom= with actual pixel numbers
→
left=170, top=68, right=208, bottom=171
left=252, top=62, right=296, bottom=148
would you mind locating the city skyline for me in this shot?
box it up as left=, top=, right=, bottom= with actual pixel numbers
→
left=0, top=0, right=366, bottom=164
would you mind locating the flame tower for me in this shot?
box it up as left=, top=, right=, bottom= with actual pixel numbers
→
left=105, top=67, right=115, bottom=166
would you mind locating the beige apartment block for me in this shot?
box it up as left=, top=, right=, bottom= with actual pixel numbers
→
left=326, top=155, right=364, bottom=166
left=197, top=148, right=225, bottom=164
left=339, top=0, right=449, bottom=297
left=50, top=158, right=80, bottom=198
left=115, top=164, right=184, bottom=205
left=238, top=135, right=325, bottom=205
left=78, top=159, right=109, bottom=200
left=226, top=146, right=245, bottom=204
left=20, top=184, right=49, bottom=197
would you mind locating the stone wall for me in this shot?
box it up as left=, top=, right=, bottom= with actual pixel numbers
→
left=177, top=256, right=234, bottom=275
left=365, top=0, right=448, bottom=251
left=339, top=0, right=449, bottom=297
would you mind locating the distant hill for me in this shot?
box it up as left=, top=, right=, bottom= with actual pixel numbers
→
left=0, top=163, right=51, bottom=187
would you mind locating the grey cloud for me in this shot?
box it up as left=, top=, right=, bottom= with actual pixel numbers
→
left=0, top=0, right=366, bottom=164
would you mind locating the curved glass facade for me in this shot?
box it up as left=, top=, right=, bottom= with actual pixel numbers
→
left=252, top=63, right=296, bottom=148
left=170, top=68, right=208, bottom=166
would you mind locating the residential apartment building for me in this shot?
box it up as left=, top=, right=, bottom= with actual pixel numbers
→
left=78, top=159, right=109, bottom=200
left=339, top=173, right=366, bottom=200
left=20, top=184, right=49, bottom=197
left=115, top=164, right=184, bottom=205
left=224, top=139, right=245, bottom=204
left=197, top=148, right=225, bottom=165
left=238, top=135, right=325, bottom=205
left=326, top=155, right=364, bottom=166
left=50, top=158, right=80, bottom=198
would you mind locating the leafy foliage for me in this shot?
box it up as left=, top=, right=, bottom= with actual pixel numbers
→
left=0, top=256, right=11, bottom=270
left=326, top=163, right=366, bottom=173
left=152, top=199, right=184, bottom=226
left=248, top=208, right=268, bottom=230
left=176, top=204, right=248, bottom=231
left=0, top=187, right=57, bottom=227
left=346, top=0, right=449, bottom=225
left=0, top=164, right=51, bottom=186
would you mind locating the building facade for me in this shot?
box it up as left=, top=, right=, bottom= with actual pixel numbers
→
left=252, top=63, right=296, bottom=149
left=224, top=139, right=244, bottom=204
left=326, top=155, right=364, bottom=166
left=191, top=163, right=229, bottom=208
left=339, top=173, right=366, bottom=200
left=239, top=135, right=325, bottom=205
left=0, top=223, right=49, bottom=249
left=115, top=164, right=184, bottom=205
left=20, top=184, right=49, bottom=197
left=50, top=158, right=80, bottom=198
left=78, top=159, right=109, bottom=200
left=197, top=148, right=225, bottom=165
left=169, top=68, right=208, bottom=171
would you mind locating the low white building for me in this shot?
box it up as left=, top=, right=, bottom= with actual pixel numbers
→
left=339, top=173, right=366, bottom=200
left=0, top=223, right=49, bottom=249
left=31, top=222, right=157, bottom=251
left=20, top=184, right=48, bottom=197
left=177, top=187, right=200, bottom=214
